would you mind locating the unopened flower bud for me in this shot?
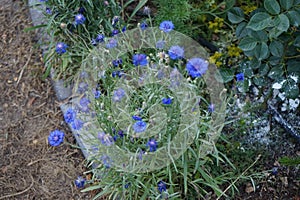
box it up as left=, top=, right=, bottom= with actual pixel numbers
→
left=60, top=23, right=67, bottom=29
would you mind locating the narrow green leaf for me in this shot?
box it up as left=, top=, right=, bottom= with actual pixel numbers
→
left=238, top=37, right=258, bottom=51
left=280, top=0, right=294, bottom=10
left=269, top=41, right=284, bottom=57
left=264, top=0, right=280, bottom=15
left=24, top=24, right=47, bottom=32
left=247, top=12, right=272, bottom=31
left=227, top=7, right=245, bottom=24
left=127, top=0, right=148, bottom=23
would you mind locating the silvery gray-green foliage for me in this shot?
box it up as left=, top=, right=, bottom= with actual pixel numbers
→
left=228, top=0, right=300, bottom=99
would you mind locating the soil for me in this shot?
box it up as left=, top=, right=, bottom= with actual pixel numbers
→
left=0, top=0, right=91, bottom=199
left=0, top=0, right=299, bottom=200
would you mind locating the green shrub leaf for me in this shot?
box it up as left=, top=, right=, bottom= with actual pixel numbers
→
left=249, top=30, right=268, bottom=42
left=254, top=42, right=269, bottom=60
left=287, top=10, right=300, bottom=26
left=264, top=0, right=280, bottom=15
left=236, top=22, right=249, bottom=39
left=274, top=14, right=290, bottom=32
left=268, top=66, right=284, bottom=80
left=216, top=68, right=235, bottom=83
left=279, top=0, right=294, bottom=10
left=239, top=37, right=258, bottom=51
left=247, top=12, right=272, bottom=31
left=269, top=41, right=284, bottom=57
left=283, top=80, right=299, bottom=99
left=294, top=35, right=300, bottom=47
left=259, top=64, right=270, bottom=76
left=228, top=7, right=245, bottom=24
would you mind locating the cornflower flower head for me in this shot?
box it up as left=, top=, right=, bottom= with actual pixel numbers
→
left=111, top=29, right=119, bottom=36
left=186, top=58, right=209, bottom=78
left=45, top=7, right=52, bottom=15
left=168, top=45, right=184, bottom=60
left=133, top=54, right=148, bottom=66
left=64, top=108, right=76, bottom=123
left=101, top=155, right=112, bottom=168
left=132, top=115, right=142, bottom=121
left=106, top=38, right=118, bottom=48
left=74, top=14, right=86, bottom=25
left=96, top=34, right=105, bottom=43
left=162, top=97, right=172, bottom=105
left=159, top=21, right=174, bottom=33
left=208, top=104, right=214, bottom=112
left=236, top=72, right=244, bottom=81
left=133, top=121, right=147, bottom=133
left=112, top=88, right=125, bottom=102
left=74, top=176, right=86, bottom=188
left=146, top=138, right=157, bottom=152
left=48, top=130, right=64, bottom=146
left=55, top=42, right=68, bottom=55
left=140, top=22, right=148, bottom=30
left=157, top=181, right=167, bottom=193
left=71, top=119, right=84, bottom=130
left=156, top=40, right=165, bottom=49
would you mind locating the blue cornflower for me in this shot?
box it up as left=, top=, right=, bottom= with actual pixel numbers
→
left=122, top=26, right=126, bottom=32
left=93, top=89, right=101, bottom=99
left=64, top=108, right=76, bottom=123
left=74, top=14, right=86, bottom=25
left=112, top=58, right=122, bottom=67
left=112, top=71, right=123, bottom=78
left=146, top=138, right=157, bottom=152
left=118, top=130, right=124, bottom=137
left=133, top=54, right=148, bottom=66
left=236, top=72, right=244, bottom=81
left=91, top=38, right=97, bottom=46
left=157, top=181, right=167, bottom=193
left=48, top=130, right=64, bottom=146
left=159, top=21, right=174, bottom=33
left=45, top=7, right=52, bottom=15
left=140, top=22, right=148, bottom=30
left=133, top=121, right=147, bottom=133
left=79, top=97, right=90, bottom=112
left=132, top=115, right=142, bottom=121
left=74, top=176, right=86, bottom=188
left=96, top=34, right=105, bottom=43
left=168, top=45, right=184, bottom=60
left=156, top=40, right=165, bottom=49
left=124, top=182, right=131, bottom=189
left=98, top=132, right=114, bottom=146
left=39, top=0, right=47, bottom=2
left=106, top=38, right=118, bottom=48
left=112, top=16, right=119, bottom=26
left=77, top=82, right=88, bottom=94
left=111, top=29, right=119, bottom=36
left=162, top=97, right=172, bottom=105
left=208, top=104, right=214, bottom=112
left=170, top=67, right=183, bottom=88
left=78, top=7, right=85, bottom=14
left=55, top=42, right=68, bottom=55
left=112, top=88, right=125, bottom=102
left=186, top=58, right=208, bottom=78
left=101, top=155, right=112, bottom=168
left=71, top=119, right=84, bottom=130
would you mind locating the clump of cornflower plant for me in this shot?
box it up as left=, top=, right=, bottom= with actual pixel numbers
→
left=70, top=19, right=228, bottom=199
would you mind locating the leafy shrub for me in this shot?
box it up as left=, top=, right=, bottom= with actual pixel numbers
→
left=227, top=0, right=300, bottom=100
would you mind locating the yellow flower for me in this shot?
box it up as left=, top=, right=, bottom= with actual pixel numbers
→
left=209, top=52, right=223, bottom=66
left=241, top=5, right=257, bottom=15
left=227, top=45, right=242, bottom=57
left=208, top=17, right=224, bottom=33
